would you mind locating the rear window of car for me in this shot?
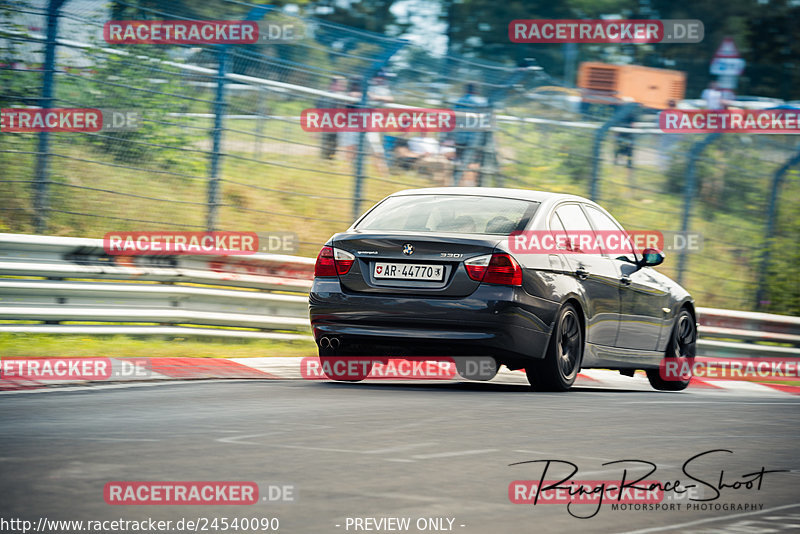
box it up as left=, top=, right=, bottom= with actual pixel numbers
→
left=355, top=195, right=539, bottom=235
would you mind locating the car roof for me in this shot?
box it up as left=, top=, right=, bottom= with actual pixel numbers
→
left=388, top=187, right=589, bottom=204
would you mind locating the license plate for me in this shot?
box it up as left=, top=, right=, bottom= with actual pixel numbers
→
left=373, top=262, right=444, bottom=281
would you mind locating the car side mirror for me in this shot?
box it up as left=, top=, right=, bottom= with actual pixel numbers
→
left=640, top=248, right=664, bottom=267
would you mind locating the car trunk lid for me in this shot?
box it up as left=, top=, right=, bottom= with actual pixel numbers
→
left=333, top=231, right=503, bottom=297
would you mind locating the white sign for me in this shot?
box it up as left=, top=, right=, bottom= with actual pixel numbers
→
left=710, top=57, right=745, bottom=76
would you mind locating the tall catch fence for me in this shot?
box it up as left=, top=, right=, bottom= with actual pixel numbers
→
left=1, top=0, right=798, bottom=314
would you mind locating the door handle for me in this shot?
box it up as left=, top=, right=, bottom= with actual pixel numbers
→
left=620, top=276, right=632, bottom=286
left=575, top=267, right=589, bottom=280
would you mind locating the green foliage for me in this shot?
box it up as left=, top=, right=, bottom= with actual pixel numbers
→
left=57, top=38, right=203, bottom=165
left=762, top=168, right=800, bottom=315
left=557, top=135, right=593, bottom=184
left=436, top=0, right=799, bottom=99
left=314, top=0, right=409, bottom=37
left=665, top=136, right=771, bottom=220
left=0, top=333, right=317, bottom=358
left=0, top=0, right=40, bottom=108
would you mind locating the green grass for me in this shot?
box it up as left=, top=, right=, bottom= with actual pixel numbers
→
left=0, top=333, right=317, bottom=358
left=0, top=119, right=430, bottom=257
left=758, top=379, right=800, bottom=387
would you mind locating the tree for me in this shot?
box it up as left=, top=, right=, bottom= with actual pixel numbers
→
left=649, top=0, right=799, bottom=99
left=307, top=0, right=409, bottom=37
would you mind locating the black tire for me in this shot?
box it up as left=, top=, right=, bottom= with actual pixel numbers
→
left=527, top=303, right=583, bottom=392
left=647, top=309, right=695, bottom=391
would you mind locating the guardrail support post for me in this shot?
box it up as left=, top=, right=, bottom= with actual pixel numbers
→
left=589, top=103, right=638, bottom=201
left=677, top=132, right=720, bottom=285
left=755, top=145, right=800, bottom=309
left=33, top=0, right=67, bottom=234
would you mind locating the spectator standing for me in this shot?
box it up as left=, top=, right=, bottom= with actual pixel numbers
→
left=364, top=71, right=393, bottom=175
left=701, top=82, right=724, bottom=110
left=338, top=73, right=392, bottom=174
left=338, top=78, right=364, bottom=160
left=453, top=83, right=488, bottom=185
left=614, top=107, right=636, bottom=168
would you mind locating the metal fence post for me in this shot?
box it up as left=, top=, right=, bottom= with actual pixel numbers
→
left=33, top=0, right=67, bottom=234
left=206, top=45, right=229, bottom=232
left=478, top=130, right=499, bottom=188
left=350, top=42, right=407, bottom=221
left=677, top=132, right=720, bottom=285
left=755, top=145, right=800, bottom=309
left=351, top=78, right=369, bottom=221
left=206, top=6, right=269, bottom=231
left=589, top=103, right=638, bottom=201
left=563, top=43, right=577, bottom=87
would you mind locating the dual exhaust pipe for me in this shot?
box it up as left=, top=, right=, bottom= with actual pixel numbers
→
left=319, top=336, right=341, bottom=350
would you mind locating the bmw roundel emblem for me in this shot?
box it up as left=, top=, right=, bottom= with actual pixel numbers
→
left=402, top=243, right=414, bottom=255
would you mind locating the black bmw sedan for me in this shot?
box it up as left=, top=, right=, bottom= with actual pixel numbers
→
left=308, top=187, right=697, bottom=392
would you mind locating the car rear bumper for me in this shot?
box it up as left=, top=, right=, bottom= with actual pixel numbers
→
left=308, top=278, right=559, bottom=361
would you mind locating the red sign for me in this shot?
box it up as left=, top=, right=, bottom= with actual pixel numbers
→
left=713, top=37, right=740, bottom=59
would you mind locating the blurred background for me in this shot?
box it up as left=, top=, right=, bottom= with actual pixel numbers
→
left=1, top=0, right=799, bottom=317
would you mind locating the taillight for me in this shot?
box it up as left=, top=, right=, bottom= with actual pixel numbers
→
left=465, top=254, right=491, bottom=281
left=333, top=248, right=355, bottom=274
left=314, top=246, right=336, bottom=277
left=314, top=246, right=355, bottom=277
left=465, top=253, right=522, bottom=286
left=485, top=253, right=523, bottom=285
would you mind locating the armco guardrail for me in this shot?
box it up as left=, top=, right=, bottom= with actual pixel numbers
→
left=696, top=307, right=800, bottom=358
left=0, top=233, right=313, bottom=340
left=0, top=233, right=798, bottom=358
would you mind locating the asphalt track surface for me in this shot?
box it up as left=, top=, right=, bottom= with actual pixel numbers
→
left=2, top=379, right=800, bottom=534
